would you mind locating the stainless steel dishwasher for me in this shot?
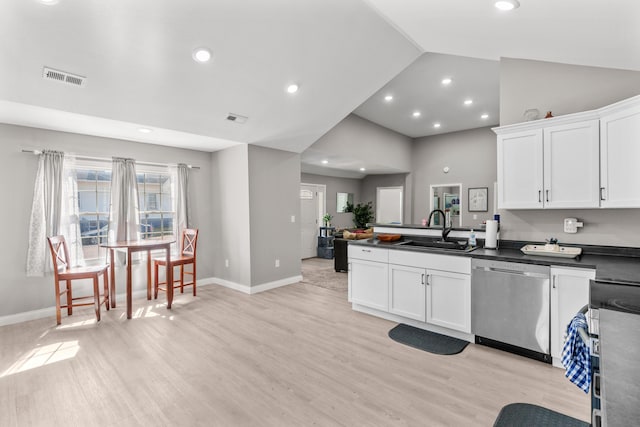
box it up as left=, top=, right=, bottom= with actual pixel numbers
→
left=471, top=259, right=551, bottom=362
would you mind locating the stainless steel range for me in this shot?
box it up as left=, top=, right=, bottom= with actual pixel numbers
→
left=590, top=279, right=640, bottom=426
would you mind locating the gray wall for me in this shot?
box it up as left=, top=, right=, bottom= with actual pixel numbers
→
left=412, top=127, right=497, bottom=228
left=0, top=123, right=214, bottom=318
left=210, top=145, right=252, bottom=286
left=498, top=58, right=640, bottom=246
left=248, top=145, right=301, bottom=286
left=500, top=58, right=640, bottom=126
left=301, top=173, right=362, bottom=229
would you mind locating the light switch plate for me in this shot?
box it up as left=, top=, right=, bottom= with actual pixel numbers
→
left=564, top=218, right=583, bottom=233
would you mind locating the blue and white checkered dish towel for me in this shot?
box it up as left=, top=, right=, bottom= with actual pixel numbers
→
left=561, top=312, right=591, bottom=393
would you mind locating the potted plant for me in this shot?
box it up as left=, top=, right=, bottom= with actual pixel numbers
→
left=344, top=201, right=374, bottom=229
left=323, top=213, right=333, bottom=227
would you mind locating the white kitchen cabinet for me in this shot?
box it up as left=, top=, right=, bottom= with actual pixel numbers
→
left=388, top=264, right=426, bottom=322
left=550, top=267, right=595, bottom=366
left=543, top=120, right=600, bottom=208
left=496, top=119, right=600, bottom=209
left=348, top=246, right=389, bottom=311
left=497, top=128, right=544, bottom=209
left=426, top=269, right=471, bottom=333
left=600, top=101, right=640, bottom=208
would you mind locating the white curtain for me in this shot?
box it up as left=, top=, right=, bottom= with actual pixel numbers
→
left=60, top=155, right=85, bottom=267
left=108, top=157, right=140, bottom=243
left=170, top=163, right=190, bottom=250
left=26, top=150, right=64, bottom=276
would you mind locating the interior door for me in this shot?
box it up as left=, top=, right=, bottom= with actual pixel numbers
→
left=376, top=186, right=403, bottom=224
left=300, top=184, right=320, bottom=259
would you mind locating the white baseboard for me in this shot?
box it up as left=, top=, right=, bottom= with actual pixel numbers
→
left=213, top=275, right=302, bottom=295
left=0, top=276, right=218, bottom=327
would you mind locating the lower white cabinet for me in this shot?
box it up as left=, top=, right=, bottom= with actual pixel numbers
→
left=426, top=270, right=471, bottom=333
left=389, top=264, right=426, bottom=322
left=349, top=246, right=471, bottom=335
left=550, top=267, right=595, bottom=365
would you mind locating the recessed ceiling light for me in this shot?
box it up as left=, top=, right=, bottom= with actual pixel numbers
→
left=321, top=160, right=328, bottom=164
left=384, top=95, right=393, bottom=102
left=138, top=128, right=152, bottom=134
left=192, top=47, right=212, bottom=63
left=441, top=78, right=452, bottom=85
left=39, top=0, right=59, bottom=4
left=481, top=114, right=489, bottom=119
left=433, top=123, right=441, bottom=128
left=360, top=167, right=366, bottom=172
left=495, top=0, right=520, bottom=11
left=464, top=99, right=473, bottom=106
left=412, top=111, right=421, bottom=118
left=286, top=84, right=299, bottom=94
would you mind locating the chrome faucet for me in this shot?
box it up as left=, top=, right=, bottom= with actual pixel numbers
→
left=427, top=209, right=452, bottom=241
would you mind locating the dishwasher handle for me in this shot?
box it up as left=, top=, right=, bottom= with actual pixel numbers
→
left=473, top=265, right=550, bottom=279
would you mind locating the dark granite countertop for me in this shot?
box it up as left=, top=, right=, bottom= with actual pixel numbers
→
left=349, top=238, right=640, bottom=285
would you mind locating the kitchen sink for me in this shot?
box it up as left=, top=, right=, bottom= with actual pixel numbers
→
left=395, top=239, right=476, bottom=252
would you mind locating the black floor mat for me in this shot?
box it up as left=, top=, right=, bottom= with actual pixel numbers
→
left=493, top=403, right=589, bottom=427
left=388, top=323, right=468, bottom=355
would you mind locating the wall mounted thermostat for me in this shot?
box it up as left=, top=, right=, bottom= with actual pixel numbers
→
left=564, top=218, right=584, bottom=233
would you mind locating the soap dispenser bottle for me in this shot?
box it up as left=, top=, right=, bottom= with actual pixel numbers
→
left=469, top=229, right=476, bottom=247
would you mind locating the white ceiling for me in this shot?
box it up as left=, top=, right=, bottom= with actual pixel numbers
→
left=2, top=0, right=639, bottom=177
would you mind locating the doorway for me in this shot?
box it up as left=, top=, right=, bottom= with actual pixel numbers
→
left=376, top=186, right=403, bottom=224
left=300, top=183, right=326, bottom=259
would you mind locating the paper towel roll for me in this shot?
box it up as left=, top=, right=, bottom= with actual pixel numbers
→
left=485, top=220, right=499, bottom=249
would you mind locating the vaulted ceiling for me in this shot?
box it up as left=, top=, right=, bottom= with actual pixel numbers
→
left=1, top=0, right=639, bottom=170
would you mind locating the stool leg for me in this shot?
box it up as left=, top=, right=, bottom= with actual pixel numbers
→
left=67, top=280, right=72, bottom=315
left=104, top=270, right=110, bottom=311
left=153, top=261, right=159, bottom=299
left=55, top=279, right=62, bottom=325
left=93, top=276, right=101, bottom=322
left=180, top=265, right=184, bottom=293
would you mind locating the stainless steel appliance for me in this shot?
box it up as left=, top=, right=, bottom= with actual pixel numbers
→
left=590, top=280, right=640, bottom=426
left=471, top=259, right=551, bottom=362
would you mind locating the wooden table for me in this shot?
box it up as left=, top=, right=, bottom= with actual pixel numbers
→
left=101, top=239, right=175, bottom=319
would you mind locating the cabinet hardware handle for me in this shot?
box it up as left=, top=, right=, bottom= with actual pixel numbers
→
left=425, top=274, right=430, bottom=286
left=538, top=190, right=542, bottom=203
left=362, top=249, right=371, bottom=253
left=600, top=187, right=605, bottom=201
left=421, top=273, right=425, bottom=285
left=546, top=190, right=550, bottom=202
left=552, top=276, right=556, bottom=289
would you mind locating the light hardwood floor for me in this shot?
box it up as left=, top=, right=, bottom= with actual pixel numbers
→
left=0, top=259, right=589, bottom=426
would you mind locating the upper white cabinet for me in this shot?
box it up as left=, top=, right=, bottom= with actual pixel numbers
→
left=600, top=101, right=640, bottom=208
left=543, top=120, right=600, bottom=208
left=497, top=128, right=544, bottom=209
left=495, top=94, right=640, bottom=210
left=496, top=119, right=600, bottom=209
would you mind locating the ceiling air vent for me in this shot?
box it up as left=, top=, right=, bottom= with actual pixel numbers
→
left=226, top=113, right=248, bottom=124
left=42, top=67, right=86, bottom=87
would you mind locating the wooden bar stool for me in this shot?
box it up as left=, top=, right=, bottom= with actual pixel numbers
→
left=47, top=235, right=110, bottom=325
left=154, top=229, right=199, bottom=299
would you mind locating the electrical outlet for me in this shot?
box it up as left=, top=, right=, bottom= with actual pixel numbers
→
left=290, top=215, right=295, bottom=223
left=275, top=259, right=280, bottom=268
left=225, top=259, right=229, bottom=267
left=473, top=214, right=478, bottom=220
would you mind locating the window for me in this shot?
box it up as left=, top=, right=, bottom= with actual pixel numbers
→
left=73, top=162, right=175, bottom=261
left=137, top=171, right=174, bottom=241
left=76, top=167, right=111, bottom=260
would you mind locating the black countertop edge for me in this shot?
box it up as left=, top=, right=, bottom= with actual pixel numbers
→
left=349, top=238, right=640, bottom=285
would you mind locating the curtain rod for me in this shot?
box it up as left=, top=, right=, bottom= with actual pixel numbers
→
left=21, top=149, right=200, bottom=170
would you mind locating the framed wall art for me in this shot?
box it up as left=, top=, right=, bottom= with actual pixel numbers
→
left=468, top=187, right=488, bottom=212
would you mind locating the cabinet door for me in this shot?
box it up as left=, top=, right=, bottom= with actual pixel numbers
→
left=543, top=120, right=600, bottom=208
left=600, top=104, right=640, bottom=207
left=550, top=267, right=594, bottom=362
left=497, top=129, right=544, bottom=209
left=426, top=270, right=471, bottom=333
left=389, top=264, right=426, bottom=322
left=349, top=260, right=389, bottom=312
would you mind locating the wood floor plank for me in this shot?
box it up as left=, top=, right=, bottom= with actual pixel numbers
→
left=0, top=260, right=589, bottom=426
